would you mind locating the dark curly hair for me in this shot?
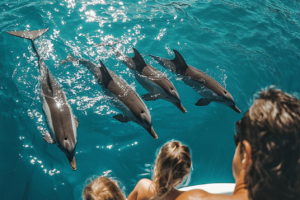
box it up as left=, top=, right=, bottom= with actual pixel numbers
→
left=239, top=88, right=300, bottom=200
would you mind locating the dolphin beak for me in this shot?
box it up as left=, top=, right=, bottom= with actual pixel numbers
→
left=146, top=127, right=158, bottom=139
left=230, top=105, right=241, bottom=113
left=174, top=102, right=187, bottom=113
left=69, top=156, right=77, bottom=171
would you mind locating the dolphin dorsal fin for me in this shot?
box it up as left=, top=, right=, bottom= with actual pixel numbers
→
left=99, top=60, right=113, bottom=88
left=132, top=47, right=147, bottom=73
left=172, top=49, right=188, bottom=73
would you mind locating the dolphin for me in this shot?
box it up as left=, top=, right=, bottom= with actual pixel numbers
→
left=7, top=29, right=79, bottom=170
left=99, top=45, right=186, bottom=113
left=60, top=54, right=158, bottom=139
left=148, top=50, right=241, bottom=113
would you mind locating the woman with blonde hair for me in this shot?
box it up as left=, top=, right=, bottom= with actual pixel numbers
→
left=83, top=176, right=126, bottom=200
left=128, top=141, right=192, bottom=200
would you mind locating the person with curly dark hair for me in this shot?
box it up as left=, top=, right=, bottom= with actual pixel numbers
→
left=176, top=88, right=300, bottom=200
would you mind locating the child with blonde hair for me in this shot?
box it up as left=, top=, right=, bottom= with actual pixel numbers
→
left=128, top=141, right=192, bottom=200
left=83, top=176, right=126, bottom=200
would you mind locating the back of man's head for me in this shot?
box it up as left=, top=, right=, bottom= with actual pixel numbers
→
left=240, top=88, right=300, bottom=200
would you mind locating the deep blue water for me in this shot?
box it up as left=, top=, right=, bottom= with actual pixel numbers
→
left=1, top=0, right=300, bottom=199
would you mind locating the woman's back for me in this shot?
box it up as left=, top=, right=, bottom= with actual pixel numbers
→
left=129, top=178, right=186, bottom=200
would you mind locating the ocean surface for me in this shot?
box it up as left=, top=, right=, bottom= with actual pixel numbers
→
left=0, top=0, right=300, bottom=199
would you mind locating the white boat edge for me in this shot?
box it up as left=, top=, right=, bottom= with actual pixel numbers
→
left=179, top=183, right=236, bottom=195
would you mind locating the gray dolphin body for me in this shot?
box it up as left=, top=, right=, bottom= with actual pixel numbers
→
left=60, top=54, right=157, bottom=139
left=100, top=44, right=186, bottom=113
left=148, top=50, right=241, bottom=113
left=7, top=29, right=79, bottom=170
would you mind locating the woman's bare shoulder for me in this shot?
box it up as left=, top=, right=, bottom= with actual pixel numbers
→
left=176, top=189, right=210, bottom=200
left=136, top=179, right=155, bottom=199
left=136, top=179, right=153, bottom=190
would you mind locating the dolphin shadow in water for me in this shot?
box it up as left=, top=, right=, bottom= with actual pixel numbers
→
left=147, top=50, right=241, bottom=113
left=60, top=54, right=158, bottom=139
left=96, top=42, right=186, bottom=113
left=7, top=29, right=79, bottom=170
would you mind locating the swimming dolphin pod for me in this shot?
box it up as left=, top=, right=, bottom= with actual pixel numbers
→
left=148, top=50, right=241, bottom=113
left=7, top=29, right=79, bottom=170
left=101, top=43, right=186, bottom=113
left=60, top=54, right=158, bottom=139
left=7, top=28, right=241, bottom=170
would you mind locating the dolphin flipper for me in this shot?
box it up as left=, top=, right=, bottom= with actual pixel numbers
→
left=74, top=116, right=79, bottom=129
left=132, top=48, right=147, bottom=73
left=60, top=54, right=76, bottom=65
left=42, top=131, right=55, bottom=144
left=195, top=98, right=212, bottom=106
left=113, top=114, right=130, bottom=123
left=142, top=93, right=159, bottom=101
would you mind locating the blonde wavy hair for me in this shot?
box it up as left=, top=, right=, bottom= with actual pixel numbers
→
left=82, top=176, right=126, bottom=200
left=151, top=141, right=192, bottom=200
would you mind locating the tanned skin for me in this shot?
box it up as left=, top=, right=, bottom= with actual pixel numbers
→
left=128, top=178, right=184, bottom=200
left=128, top=141, right=251, bottom=200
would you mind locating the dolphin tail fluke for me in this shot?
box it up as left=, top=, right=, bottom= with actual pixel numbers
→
left=60, top=54, right=76, bottom=65
left=99, top=60, right=113, bottom=88
left=7, top=28, right=49, bottom=41
left=7, top=28, right=49, bottom=58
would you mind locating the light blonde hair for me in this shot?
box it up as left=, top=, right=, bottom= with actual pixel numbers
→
left=82, top=176, right=126, bottom=200
left=151, top=141, right=192, bottom=200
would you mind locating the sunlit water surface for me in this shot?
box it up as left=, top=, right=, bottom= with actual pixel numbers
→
left=1, top=0, right=300, bottom=199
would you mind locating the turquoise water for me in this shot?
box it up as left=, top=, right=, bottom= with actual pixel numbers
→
left=1, top=0, right=300, bottom=199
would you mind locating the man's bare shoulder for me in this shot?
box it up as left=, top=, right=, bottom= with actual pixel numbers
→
left=176, top=189, right=209, bottom=200
left=176, top=189, right=248, bottom=200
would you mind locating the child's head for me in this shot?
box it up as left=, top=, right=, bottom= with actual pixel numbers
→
left=83, top=176, right=125, bottom=200
left=152, top=141, right=192, bottom=199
